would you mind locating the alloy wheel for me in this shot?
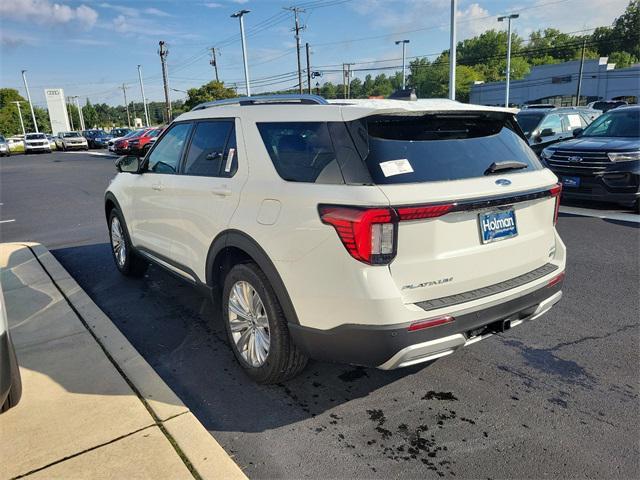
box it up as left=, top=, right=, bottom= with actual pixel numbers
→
left=228, top=281, right=270, bottom=367
left=110, top=217, right=126, bottom=267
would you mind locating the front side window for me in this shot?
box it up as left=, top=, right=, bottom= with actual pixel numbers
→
left=146, top=123, right=192, bottom=174
left=183, top=121, right=234, bottom=177
left=538, top=114, right=562, bottom=135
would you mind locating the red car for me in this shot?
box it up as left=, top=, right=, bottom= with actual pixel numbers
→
left=127, top=127, right=164, bottom=156
left=113, top=129, right=147, bottom=155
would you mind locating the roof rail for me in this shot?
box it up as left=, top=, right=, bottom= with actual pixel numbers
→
left=191, top=94, right=328, bottom=111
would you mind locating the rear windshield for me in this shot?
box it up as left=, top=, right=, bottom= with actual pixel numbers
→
left=257, top=112, right=541, bottom=185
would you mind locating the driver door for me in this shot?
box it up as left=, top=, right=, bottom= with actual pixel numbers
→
left=128, top=122, right=193, bottom=261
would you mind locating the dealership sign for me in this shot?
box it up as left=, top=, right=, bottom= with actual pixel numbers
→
left=45, top=88, right=70, bottom=135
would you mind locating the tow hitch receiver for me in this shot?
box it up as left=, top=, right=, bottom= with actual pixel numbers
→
left=488, top=318, right=512, bottom=334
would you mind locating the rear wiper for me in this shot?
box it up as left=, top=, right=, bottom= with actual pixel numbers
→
left=484, top=161, right=528, bottom=175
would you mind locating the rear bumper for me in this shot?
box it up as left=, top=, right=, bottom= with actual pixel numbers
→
left=289, top=277, right=564, bottom=369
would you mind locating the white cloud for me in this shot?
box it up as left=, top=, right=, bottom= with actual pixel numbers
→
left=204, top=2, right=223, bottom=7
left=144, top=7, right=170, bottom=17
left=232, top=0, right=250, bottom=4
left=0, top=0, right=98, bottom=28
left=456, top=3, right=494, bottom=39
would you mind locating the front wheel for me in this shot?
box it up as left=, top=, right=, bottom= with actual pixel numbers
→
left=222, top=263, right=307, bottom=384
left=109, top=209, right=147, bottom=277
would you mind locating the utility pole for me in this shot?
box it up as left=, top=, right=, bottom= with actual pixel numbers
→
left=11, top=101, right=25, bottom=135
left=342, top=64, right=347, bottom=99
left=449, top=0, right=457, bottom=100
left=73, top=96, right=85, bottom=131
left=306, top=42, right=312, bottom=94
left=231, top=10, right=251, bottom=96
left=395, top=40, right=410, bottom=90
left=285, top=7, right=305, bottom=94
left=138, top=65, right=150, bottom=127
left=121, top=84, right=131, bottom=128
left=575, top=38, right=586, bottom=106
left=21, top=70, right=38, bottom=132
left=159, top=41, right=172, bottom=121
left=66, top=97, right=75, bottom=130
left=210, top=48, right=220, bottom=82
left=342, top=63, right=354, bottom=99
left=498, top=13, right=519, bottom=107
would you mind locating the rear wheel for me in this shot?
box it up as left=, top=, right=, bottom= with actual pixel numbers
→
left=109, top=209, right=147, bottom=277
left=222, top=263, right=307, bottom=383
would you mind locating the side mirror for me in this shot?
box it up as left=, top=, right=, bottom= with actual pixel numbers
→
left=572, top=127, right=584, bottom=137
left=540, top=128, right=554, bottom=137
left=116, top=155, right=142, bottom=173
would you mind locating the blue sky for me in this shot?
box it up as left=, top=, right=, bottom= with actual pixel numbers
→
left=0, top=0, right=631, bottom=107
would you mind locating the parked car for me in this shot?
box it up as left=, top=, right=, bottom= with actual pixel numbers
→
left=6, top=137, right=24, bottom=153
left=56, top=131, right=88, bottom=151
left=46, top=134, right=57, bottom=150
left=112, top=129, right=147, bottom=155
left=1, top=285, right=22, bottom=413
left=106, top=95, right=566, bottom=383
left=587, top=100, right=628, bottom=112
left=0, top=136, right=10, bottom=157
left=127, top=127, right=164, bottom=156
left=107, top=128, right=132, bottom=151
left=516, top=107, right=597, bottom=154
left=83, top=129, right=112, bottom=149
left=24, top=133, right=51, bottom=154
left=541, top=105, right=640, bottom=212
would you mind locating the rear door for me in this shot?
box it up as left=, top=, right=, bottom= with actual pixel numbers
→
left=169, top=118, right=246, bottom=282
left=358, top=112, right=560, bottom=304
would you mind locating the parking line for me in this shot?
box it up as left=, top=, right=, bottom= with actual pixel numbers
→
left=559, top=206, right=639, bottom=224
left=0, top=219, right=16, bottom=224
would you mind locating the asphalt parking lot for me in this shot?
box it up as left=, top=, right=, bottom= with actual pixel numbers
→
left=1, top=151, right=638, bottom=479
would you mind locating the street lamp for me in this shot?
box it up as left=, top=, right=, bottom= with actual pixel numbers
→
left=231, top=9, right=251, bottom=96
left=395, top=40, right=410, bottom=90
left=11, top=101, right=25, bottom=135
left=498, top=13, right=519, bottom=107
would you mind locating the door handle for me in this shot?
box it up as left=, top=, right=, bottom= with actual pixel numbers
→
left=152, top=183, right=163, bottom=191
left=211, top=187, right=232, bottom=197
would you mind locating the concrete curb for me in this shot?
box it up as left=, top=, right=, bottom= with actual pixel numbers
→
left=17, top=242, right=247, bottom=480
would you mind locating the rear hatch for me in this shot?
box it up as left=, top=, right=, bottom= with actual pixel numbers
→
left=359, top=111, right=560, bottom=304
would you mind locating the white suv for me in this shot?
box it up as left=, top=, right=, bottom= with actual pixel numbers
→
left=105, top=95, right=566, bottom=383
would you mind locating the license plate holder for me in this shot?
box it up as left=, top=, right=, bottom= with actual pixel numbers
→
left=561, top=176, right=581, bottom=188
left=479, top=209, right=518, bottom=244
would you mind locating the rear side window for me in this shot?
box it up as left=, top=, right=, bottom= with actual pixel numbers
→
left=257, top=122, right=342, bottom=183
left=183, top=121, right=233, bottom=177
left=362, top=113, right=542, bottom=184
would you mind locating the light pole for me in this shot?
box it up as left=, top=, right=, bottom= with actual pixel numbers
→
left=231, top=9, right=251, bottom=96
left=11, top=101, right=25, bottom=135
left=395, top=40, right=410, bottom=90
left=73, top=96, right=85, bottom=130
left=138, top=65, right=150, bottom=127
left=21, top=70, right=38, bottom=132
left=498, top=13, right=519, bottom=107
left=449, top=0, right=457, bottom=100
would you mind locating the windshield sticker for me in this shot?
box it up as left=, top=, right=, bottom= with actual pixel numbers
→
left=380, top=159, right=414, bottom=177
left=225, top=148, right=236, bottom=172
left=567, top=114, right=582, bottom=127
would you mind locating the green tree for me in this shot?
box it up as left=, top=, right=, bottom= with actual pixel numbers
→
left=320, top=82, right=336, bottom=98
left=184, top=81, right=237, bottom=110
left=608, top=50, right=638, bottom=68
left=349, top=77, right=363, bottom=98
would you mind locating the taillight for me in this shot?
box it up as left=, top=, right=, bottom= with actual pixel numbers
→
left=550, top=182, right=562, bottom=225
left=319, top=206, right=397, bottom=265
left=547, top=271, right=565, bottom=288
left=319, top=202, right=454, bottom=265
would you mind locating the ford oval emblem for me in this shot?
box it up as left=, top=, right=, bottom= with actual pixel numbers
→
left=495, top=179, right=512, bottom=186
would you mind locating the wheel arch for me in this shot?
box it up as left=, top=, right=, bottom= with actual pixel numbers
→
left=207, top=230, right=300, bottom=325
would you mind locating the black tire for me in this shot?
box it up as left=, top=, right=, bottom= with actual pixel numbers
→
left=222, top=263, right=308, bottom=384
left=1, top=339, right=22, bottom=413
left=108, top=208, right=147, bottom=277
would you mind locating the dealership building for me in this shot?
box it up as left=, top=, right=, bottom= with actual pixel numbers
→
left=469, top=58, right=640, bottom=107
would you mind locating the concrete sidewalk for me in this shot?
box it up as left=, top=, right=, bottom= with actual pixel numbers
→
left=0, top=243, right=246, bottom=480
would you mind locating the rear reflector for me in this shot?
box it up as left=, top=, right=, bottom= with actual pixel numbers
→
left=547, top=271, right=565, bottom=288
left=408, top=315, right=455, bottom=332
left=550, top=182, right=562, bottom=225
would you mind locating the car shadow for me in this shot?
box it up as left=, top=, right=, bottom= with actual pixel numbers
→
left=52, top=243, right=429, bottom=433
